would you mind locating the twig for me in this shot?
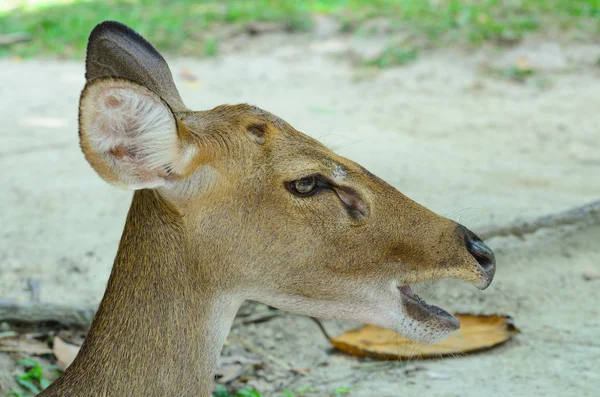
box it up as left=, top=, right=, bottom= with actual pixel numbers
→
left=227, top=332, right=295, bottom=372
left=232, top=311, right=283, bottom=327
left=477, top=199, right=600, bottom=240
left=309, top=317, right=333, bottom=342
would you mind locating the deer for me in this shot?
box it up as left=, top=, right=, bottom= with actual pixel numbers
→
left=38, top=20, right=496, bottom=397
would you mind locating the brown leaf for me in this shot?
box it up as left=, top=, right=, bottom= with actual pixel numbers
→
left=330, top=313, right=519, bottom=360
left=216, top=356, right=262, bottom=384
left=215, top=364, right=246, bottom=384
left=53, top=336, right=80, bottom=370
left=0, top=335, right=52, bottom=355
left=516, top=57, right=533, bottom=72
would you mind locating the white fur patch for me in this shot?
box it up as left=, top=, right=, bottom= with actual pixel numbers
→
left=162, top=164, right=218, bottom=201
left=332, top=164, right=347, bottom=181
left=255, top=280, right=456, bottom=346
left=81, top=80, right=194, bottom=189
left=389, top=281, right=457, bottom=344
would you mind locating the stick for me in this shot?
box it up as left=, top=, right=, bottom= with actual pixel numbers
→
left=0, top=300, right=95, bottom=330
left=227, top=332, right=295, bottom=372
left=477, top=199, right=600, bottom=240
left=309, top=317, right=333, bottom=342
left=232, top=311, right=283, bottom=327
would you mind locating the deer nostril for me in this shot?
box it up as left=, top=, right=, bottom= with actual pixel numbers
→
left=457, top=224, right=496, bottom=288
left=467, top=240, right=496, bottom=271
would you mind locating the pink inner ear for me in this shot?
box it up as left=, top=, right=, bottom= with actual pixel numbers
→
left=334, top=188, right=369, bottom=218
left=105, top=93, right=123, bottom=108
left=108, top=145, right=129, bottom=158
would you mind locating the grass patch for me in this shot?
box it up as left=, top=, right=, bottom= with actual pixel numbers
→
left=498, top=65, right=536, bottom=82
left=365, top=46, right=418, bottom=68
left=0, top=0, right=314, bottom=57
left=1, top=1, right=599, bottom=58
left=203, top=35, right=219, bottom=57
left=212, top=385, right=352, bottom=397
left=7, top=358, right=61, bottom=397
left=493, top=57, right=537, bottom=82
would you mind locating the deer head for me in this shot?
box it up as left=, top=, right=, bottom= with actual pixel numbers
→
left=38, top=20, right=498, bottom=396
left=78, top=21, right=495, bottom=346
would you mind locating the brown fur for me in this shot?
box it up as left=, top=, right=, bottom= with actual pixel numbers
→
left=39, top=21, right=495, bottom=397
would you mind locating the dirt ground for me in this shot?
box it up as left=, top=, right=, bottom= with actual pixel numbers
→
left=1, top=31, right=599, bottom=396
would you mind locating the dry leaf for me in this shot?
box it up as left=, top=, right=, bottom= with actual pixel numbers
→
left=330, top=314, right=519, bottom=360
left=0, top=335, right=52, bottom=355
left=516, top=57, right=532, bottom=71
left=53, top=336, right=81, bottom=370
left=215, top=363, right=246, bottom=384
left=216, top=356, right=261, bottom=384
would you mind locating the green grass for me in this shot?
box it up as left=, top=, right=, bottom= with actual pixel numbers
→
left=1, top=1, right=600, bottom=58
left=365, top=46, right=419, bottom=68
left=4, top=360, right=348, bottom=397
left=203, top=35, right=219, bottom=57
left=7, top=358, right=61, bottom=397
left=212, top=385, right=352, bottom=397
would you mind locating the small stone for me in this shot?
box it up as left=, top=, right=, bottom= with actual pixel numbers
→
left=582, top=272, right=600, bottom=281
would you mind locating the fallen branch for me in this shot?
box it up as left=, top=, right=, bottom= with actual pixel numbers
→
left=477, top=199, right=600, bottom=240
left=0, top=300, right=95, bottom=330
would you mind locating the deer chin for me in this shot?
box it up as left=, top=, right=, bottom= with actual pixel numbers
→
left=391, top=283, right=460, bottom=344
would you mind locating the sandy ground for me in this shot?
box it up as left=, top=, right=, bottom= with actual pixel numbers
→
left=1, top=33, right=599, bottom=396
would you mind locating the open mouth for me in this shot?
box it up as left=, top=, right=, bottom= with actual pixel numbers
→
left=398, top=285, right=460, bottom=331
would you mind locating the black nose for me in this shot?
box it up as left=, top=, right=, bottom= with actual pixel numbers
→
left=460, top=225, right=496, bottom=283
left=468, top=239, right=495, bottom=270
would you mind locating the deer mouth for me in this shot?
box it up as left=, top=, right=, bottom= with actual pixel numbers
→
left=398, top=285, right=460, bottom=333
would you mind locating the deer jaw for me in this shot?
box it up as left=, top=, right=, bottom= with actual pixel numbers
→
left=41, top=20, right=496, bottom=396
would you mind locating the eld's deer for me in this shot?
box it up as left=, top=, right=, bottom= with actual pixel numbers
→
left=39, top=21, right=496, bottom=396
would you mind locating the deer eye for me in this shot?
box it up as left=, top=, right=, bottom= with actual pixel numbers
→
left=288, top=176, right=321, bottom=197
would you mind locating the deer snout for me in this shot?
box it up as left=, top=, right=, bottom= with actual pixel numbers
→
left=459, top=225, right=496, bottom=289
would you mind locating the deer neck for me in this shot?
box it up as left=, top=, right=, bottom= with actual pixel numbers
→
left=42, top=190, right=241, bottom=397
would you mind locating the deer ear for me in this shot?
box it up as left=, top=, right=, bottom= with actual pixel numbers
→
left=85, top=20, right=186, bottom=112
left=79, top=77, right=196, bottom=190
